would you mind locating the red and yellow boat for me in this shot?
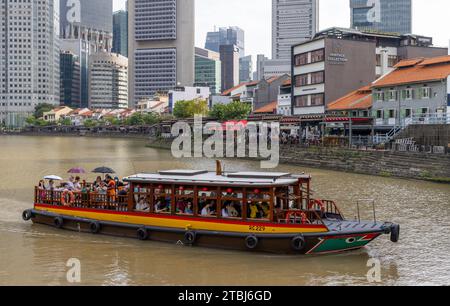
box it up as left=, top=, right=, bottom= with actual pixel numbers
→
left=23, top=164, right=400, bottom=254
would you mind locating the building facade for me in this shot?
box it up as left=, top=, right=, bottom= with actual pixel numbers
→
left=128, top=0, right=195, bottom=107
left=205, top=26, right=245, bottom=57
left=112, top=10, right=128, bottom=57
left=168, top=86, right=211, bottom=113
left=195, top=47, right=222, bottom=94
left=292, top=28, right=448, bottom=115
left=220, top=44, right=240, bottom=93
left=239, top=55, right=253, bottom=83
left=350, top=0, right=412, bottom=34
left=272, top=0, right=319, bottom=61
left=0, top=0, right=60, bottom=127
left=372, top=56, right=450, bottom=129
left=88, top=52, right=128, bottom=109
left=60, top=51, right=81, bottom=108
left=60, top=0, right=113, bottom=108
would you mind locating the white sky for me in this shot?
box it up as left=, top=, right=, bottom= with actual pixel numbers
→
left=114, top=0, right=450, bottom=58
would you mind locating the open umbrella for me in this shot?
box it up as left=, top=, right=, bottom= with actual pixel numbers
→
left=43, top=175, right=63, bottom=181
left=68, top=167, right=86, bottom=174
left=92, top=166, right=116, bottom=174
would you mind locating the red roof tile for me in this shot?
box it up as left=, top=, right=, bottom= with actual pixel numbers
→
left=327, top=86, right=372, bottom=111
left=254, top=101, right=277, bottom=114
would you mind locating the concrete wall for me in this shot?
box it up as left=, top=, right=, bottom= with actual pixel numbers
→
left=397, top=46, right=448, bottom=60
left=396, top=124, right=450, bottom=147
left=324, top=38, right=376, bottom=105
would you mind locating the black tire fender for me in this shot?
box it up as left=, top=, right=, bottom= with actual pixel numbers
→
left=291, top=235, right=306, bottom=251
left=54, top=216, right=64, bottom=228
left=90, top=222, right=101, bottom=234
left=245, top=235, right=258, bottom=250
left=137, top=227, right=149, bottom=241
left=184, top=231, right=196, bottom=244
left=22, top=209, right=33, bottom=221
left=390, top=224, right=400, bottom=243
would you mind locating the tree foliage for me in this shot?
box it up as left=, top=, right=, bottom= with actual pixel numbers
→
left=33, top=103, right=54, bottom=119
left=124, top=112, right=162, bottom=126
left=209, top=101, right=252, bottom=121
left=173, top=99, right=209, bottom=118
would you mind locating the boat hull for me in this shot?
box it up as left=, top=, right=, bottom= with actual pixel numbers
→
left=26, top=207, right=389, bottom=255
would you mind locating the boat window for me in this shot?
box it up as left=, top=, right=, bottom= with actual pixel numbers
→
left=246, top=188, right=271, bottom=220
left=153, top=184, right=172, bottom=214
left=197, top=187, right=218, bottom=218
left=175, top=185, right=194, bottom=216
left=133, top=184, right=151, bottom=213
left=221, top=188, right=243, bottom=219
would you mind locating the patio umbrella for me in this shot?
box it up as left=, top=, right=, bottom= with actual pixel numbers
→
left=43, top=175, right=63, bottom=181
left=92, top=166, right=116, bottom=174
left=67, top=167, right=86, bottom=174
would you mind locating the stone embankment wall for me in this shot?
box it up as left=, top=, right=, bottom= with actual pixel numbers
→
left=396, top=124, right=450, bottom=148
left=147, top=138, right=450, bottom=183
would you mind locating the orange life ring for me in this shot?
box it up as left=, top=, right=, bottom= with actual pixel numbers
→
left=61, top=190, right=75, bottom=207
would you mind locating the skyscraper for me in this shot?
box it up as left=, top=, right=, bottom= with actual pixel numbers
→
left=0, top=0, right=60, bottom=127
left=272, top=0, right=319, bottom=60
left=195, top=47, right=222, bottom=94
left=239, top=55, right=253, bottom=83
left=60, top=51, right=81, bottom=108
left=113, top=10, right=128, bottom=57
left=350, top=0, right=412, bottom=34
left=128, top=0, right=195, bottom=106
left=89, top=52, right=128, bottom=109
left=205, top=27, right=245, bottom=57
left=60, top=0, right=113, bottom=108
left=220, top=45, right=240, bottom=92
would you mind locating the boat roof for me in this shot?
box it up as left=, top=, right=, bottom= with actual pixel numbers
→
left=123, top=170, right=309, bottom=187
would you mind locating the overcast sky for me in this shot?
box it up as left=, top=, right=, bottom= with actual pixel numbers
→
left=114, top=0, right=450, bottom=58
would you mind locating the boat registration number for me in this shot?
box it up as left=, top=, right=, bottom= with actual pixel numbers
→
left=249, top=225, right=266, bottom=232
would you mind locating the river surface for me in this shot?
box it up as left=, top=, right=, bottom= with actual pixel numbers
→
left=0, top=135, right=449, bottom=286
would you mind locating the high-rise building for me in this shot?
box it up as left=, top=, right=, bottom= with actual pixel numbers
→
left=89, top=52, right=128, bottom=109
left=128, top=0, right=195, bottom=107
left=0, top=0, right=60, bottom=127
left=60, top=51, right=81, bottom=108
left=350, top=0, right=412, bottom=34
left=113, top=10, right=128, bottom=57
left=272, top=0, right=319, bottom=61
left=195, top=47, right=222, bottom=95
left=205, top=27, right=245, bottom=57
left=239, top=55, right=253, bottom=83
left=220, top=45, right=240, bottom=92
left=60, top=0, right=113, bottom=108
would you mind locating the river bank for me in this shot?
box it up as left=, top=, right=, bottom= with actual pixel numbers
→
left=146, top=137, right=450, bottom=183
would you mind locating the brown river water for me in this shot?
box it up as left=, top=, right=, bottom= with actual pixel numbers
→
left=0, top=136, right=449, bottom=286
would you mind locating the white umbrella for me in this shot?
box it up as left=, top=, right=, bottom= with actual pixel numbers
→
left=44, top=175, right=63, bottom=181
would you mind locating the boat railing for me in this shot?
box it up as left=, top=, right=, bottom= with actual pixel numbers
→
left=308, top=199, right=345, bottom=220
left=34, top=187, right=129, bottom=211
left=276, top=209, right=326, bottom=226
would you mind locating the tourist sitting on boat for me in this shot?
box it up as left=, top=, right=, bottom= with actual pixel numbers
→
left=185, top=202, right=193, bottom=215
left=73, top=176, right=82, bottom=191
left=176, top=199, right=187, bottom=213
left=260, top=202, right=270, bottom=218
left=93, top=176, right=102, bottom=189
left=228, top=203, right=240, bottom=218
left=222, top=203, right=230, bottom=217
left=135, top=197, right=149, bottom=211
left=154, top=199, right=169, bottom=213
left=201, top=202, right=215, bottom=216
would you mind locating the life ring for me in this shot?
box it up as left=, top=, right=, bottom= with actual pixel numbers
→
left=308, top=199, right=325, bottom=212
left=285, top=211, right=310, bottom=224
left=54, top=216, right=64, bottom=228
left=90, top=222, right=101, bottom=234
left=245, top=235, right=258, bottom=250
left=390, top=224, right=400, bottom=243
left=291, top=235, right=306, bottom=251
left=184, top=231, right=196, bottom=245
left=22, top=209, right=33, bottom=221
left=61, top=190, right=75, bottom=207
left=137, top=227, right=149, bottom=240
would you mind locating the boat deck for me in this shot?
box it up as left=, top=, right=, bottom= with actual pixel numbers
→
left=323, top=219, right=387, bottom=234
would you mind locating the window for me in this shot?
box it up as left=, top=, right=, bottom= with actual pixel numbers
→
left=197, top=187, right=218, bottom=217
left=294, top=74, right=308, bottom=87
left=310, top=71, right=324, bottom=84
left=294, top=53, right=308, bottom=66
left=420, top=87, right=431, bottom=99
left=388, top=90, right=398, bottom=101
left=221, top=188, right=243, bottom=219
left=153, top=185, right=172, bottom=214
left=376, top=54, right=382, bottom=66
left=388, top=109, right=396, bottom=119
left=310, top=49, right=324, bottom=63
left=374, top=91, right=385, bottom=102
left=175, top=185, right=194, bottom=216
left=388, top=55, right=399, bottom=67
left=295, top=95, right=308, bottom=107
left=402, top=88, right=413, bottom=100
left=246, top=188, right=271, bottom=220
left=405, top=108, right=412, bottom=117
left=310, top=94, right=324, bottom=106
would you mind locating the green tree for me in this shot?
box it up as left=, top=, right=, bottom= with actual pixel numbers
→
left=25, top=116, right=37, bottom=126
left=83, top=119, right=97, bottom=128
left=173, top=99, right=209, bottom=118
left=125, top=113, right=146, bottom=126
left=58, top=117, right=72, bottom=126
left=105, top=117, right=122, bottom=126
left=209, top=101, right=252, bottom=121
left=33, top=103, right=54, bottom=119
left=142, top=112, right=161, bottom=125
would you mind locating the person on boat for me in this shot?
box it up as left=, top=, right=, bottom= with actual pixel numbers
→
left=66, top=176, right=75, bottom=191
left=136, top=197, right=149, bottom=211
left=185, top=202, right=193, bottom=215
left=154, top=199, right=168, bottom=213
left=261, top=202, right=270, bottom=219
left=228, top=202, right=239, bottom=217
left=73, top=176, right=82, bottom=191
left=176, top=200, right=187, bottom=213
left=222, top=203, right=230, bottom=217
left=93, top=176, right=102, bottom=189
left=105, top=175, right=116, bottom=204
left=201, top=203, right=214, bottom=216
left=249, top=202, right=260, bottom=219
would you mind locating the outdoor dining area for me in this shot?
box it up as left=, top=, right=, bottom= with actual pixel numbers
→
left=36, top=166, right=130, bottom=211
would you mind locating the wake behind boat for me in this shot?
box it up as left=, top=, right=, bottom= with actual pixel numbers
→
left=23, top=162, right=399, bottom=255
